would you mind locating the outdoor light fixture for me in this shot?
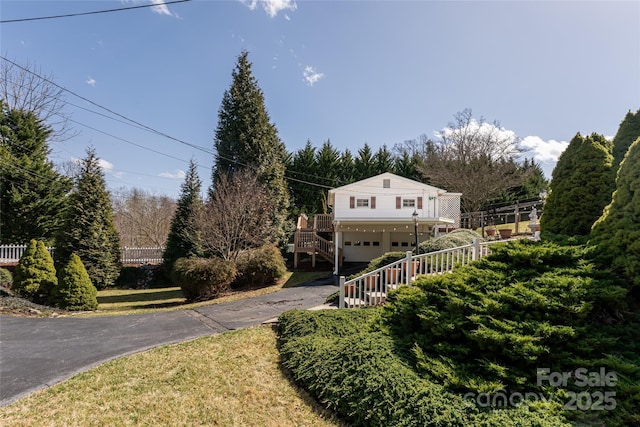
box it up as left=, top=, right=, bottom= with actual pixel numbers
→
left=412, top=210, right=419, bottom=252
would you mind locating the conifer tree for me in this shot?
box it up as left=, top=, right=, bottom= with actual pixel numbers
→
left=287, top=140, right=317, bottom=215
left=540, top=133, right=615, bottom=237
left=612, top=109, right=640, bottom=169
left=0, top=102, right=71, bottom=244
left=353, top=143, right=377, bottom=181
left=374, top=145, right=395, bottom=174
left=163, top=159, right=203, bottom=274
left=54, top=148, right=121, bottom=289
left=590, top=137, right=640, bottom=291
left=338, top=148, right=356, bottom=185
left=54, top=253, right=98, bottom=311
left=213, top=50, right=290, bottom=244
left=13, top=239, right=57, bottom=304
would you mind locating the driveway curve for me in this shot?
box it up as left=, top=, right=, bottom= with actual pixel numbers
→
left=0, top=279, right=337, bottom=407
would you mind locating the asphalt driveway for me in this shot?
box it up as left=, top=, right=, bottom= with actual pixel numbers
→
left=0, top=279, right=338, bottom=407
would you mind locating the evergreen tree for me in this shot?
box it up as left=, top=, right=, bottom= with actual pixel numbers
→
left=353, top=143, right=377, bottom=181
left=338, top=148, right=356, bottom=186
left=314, top=140, right=341, bottom=212
left=13, top=239, right=57, bottom=304
left=374, top=145, right=395, bottom=174
left=287, top=140, right=317, bottom=215
left=508, top=158, right=548, bottom=201
left=540, top=133, right=615, bottom=237
left=612, top=109, right=640, bottom=169
left=0, top=102, right=71, bottom=244
left=54, top=253, right=98, bottom=311
left=590, top=137, right=640, bottom=291
left=163, top=159, right=203, bottom=274
left=54, top=148, right=121, bottom=289
left=212, top=51, right=290, bottom=243
left=393, top=150, right=419, bottom=181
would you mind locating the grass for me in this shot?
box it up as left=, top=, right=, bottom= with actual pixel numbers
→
left=89, top=270, right=332, bottom=316
left=0, top=325, right=346, bottom=427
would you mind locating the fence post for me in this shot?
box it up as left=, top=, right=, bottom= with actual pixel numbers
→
left=406, top=250, right=413, bottom=286
left=339, top=276, right=345, bottom=309
left=472, top=238, right=480, bottom=261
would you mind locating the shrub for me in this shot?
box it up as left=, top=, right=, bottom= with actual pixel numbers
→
left=115, top=264, right=171, bottom=289
left=0, top=268, right=13, bottom=288
left=171, top=257, right=237, bottom=302
left=13, top=239, right=57, bottom=304
left=419, top=229, right=483, bottom=253
left=278, top=309, right=569, bottom=427
left=233, top=244, right=287, bottom=288
left=53, top=253, right=98, bottom=311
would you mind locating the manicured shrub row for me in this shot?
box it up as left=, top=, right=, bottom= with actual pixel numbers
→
left=278, top=309, right=569, bottom=427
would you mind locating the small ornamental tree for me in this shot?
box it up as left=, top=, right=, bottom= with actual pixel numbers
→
left=590, top=137, right=640, bottom=292
left=13, top=239, right=57, bottom=304
left=54, top=253, right=98, bottom=311
left=541, top=133, right=615, bottom=237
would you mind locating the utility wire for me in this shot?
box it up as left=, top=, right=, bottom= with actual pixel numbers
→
left=0, top=0, right=191, bottom=24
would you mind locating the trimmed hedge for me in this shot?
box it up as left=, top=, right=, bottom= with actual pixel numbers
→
left=419, top=229, right=483, bottom=253
left=278, top=309, right=569, bottom=427
left=171, top=257, right=236, bottom=301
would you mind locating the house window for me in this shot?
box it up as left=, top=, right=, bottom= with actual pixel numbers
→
left=356, top=198, right=369, bottom=208
left=403, top=199, right=416, bottom=208
left=363, top=241, right=371, bottom=246
left=392, top=242, right=399, bottom=247
left=383, top=179, right=390, bottom=188
left=344, top=241, right=352, bottom=246
left=372, top=241, right=380, bottom=247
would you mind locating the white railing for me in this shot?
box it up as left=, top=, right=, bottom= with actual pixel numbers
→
left=0, top=245, right=164, bottom=264
left=339, top=238, right=515, bottom=308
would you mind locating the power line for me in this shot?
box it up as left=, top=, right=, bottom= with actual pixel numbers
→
left=0, top=0, right=192, bottom=24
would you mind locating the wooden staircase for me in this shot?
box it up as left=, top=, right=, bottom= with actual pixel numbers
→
left=293, top=214, right=341, bottom=269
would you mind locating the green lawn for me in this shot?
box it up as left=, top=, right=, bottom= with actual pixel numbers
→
left=90, top=270, right=331, bottom=316
left=0, top=326, right=345, bottom=427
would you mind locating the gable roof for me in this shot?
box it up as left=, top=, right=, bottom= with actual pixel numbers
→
left=328, top=172, right=447, bottom=194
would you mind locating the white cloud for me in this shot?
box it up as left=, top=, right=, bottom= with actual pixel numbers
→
left=159, top=169, right=186, bottom=180
left=303, top=65, right=324, bottom=86
left=521, top=136, right=569, bottom=163
left=149, top=0, right=172, bottom=16
left=98, top=159, right=114, bottom=172
left=435, top=119, right=519, bottom=160
left=122, top=0, right=174, bottom=17
left=86, top=77, right=96, bottom=87
left=241, top=0, right=297, bottom=18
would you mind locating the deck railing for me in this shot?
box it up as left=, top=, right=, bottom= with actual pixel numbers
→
left=339, top=238, right=513, bottom=308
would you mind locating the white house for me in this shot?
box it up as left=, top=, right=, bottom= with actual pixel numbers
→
left=293, top=172, right=461, bottom=275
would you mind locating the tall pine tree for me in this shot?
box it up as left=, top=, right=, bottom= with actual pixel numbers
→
left=163, top=159, right=203, bottom=274
left=0, top=102, right=71, bottom=244
left=54, top=148, right=121, bottom=289
left=540, top=133, right=615, bottom=237
left=213, top=51, right=290, bottom=244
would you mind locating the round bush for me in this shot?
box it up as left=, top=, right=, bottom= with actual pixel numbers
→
left=419, top=229, right=483, bottom=253
left=233, top=245, right=287, bottom=288
left=54, top=253, right=98, bottom=311
left=171, top=257, right=237, bottom=301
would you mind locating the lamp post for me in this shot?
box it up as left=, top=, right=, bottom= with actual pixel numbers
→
left=412, top=210, right=419, bottom=253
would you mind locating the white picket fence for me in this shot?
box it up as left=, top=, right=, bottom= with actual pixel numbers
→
left=0, top=244, right=164, bottom=264
left=339, top=238, right=516, bottom=308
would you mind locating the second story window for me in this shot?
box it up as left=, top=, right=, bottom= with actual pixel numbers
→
left=356, top=198, right=369, bottom=208
left=403, top=199, right=416, bottom=208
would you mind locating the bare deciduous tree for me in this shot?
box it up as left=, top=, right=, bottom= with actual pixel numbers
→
left=197, top=169, right=279, bottom=262
left=416, top=109, right=527, bottom=213
left=1, top=57, right=77, bottom=141
left=112, top=188, right=176, bottom=247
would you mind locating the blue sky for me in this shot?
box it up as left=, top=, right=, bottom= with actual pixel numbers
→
left=2, top=0, right=639, bottom=199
